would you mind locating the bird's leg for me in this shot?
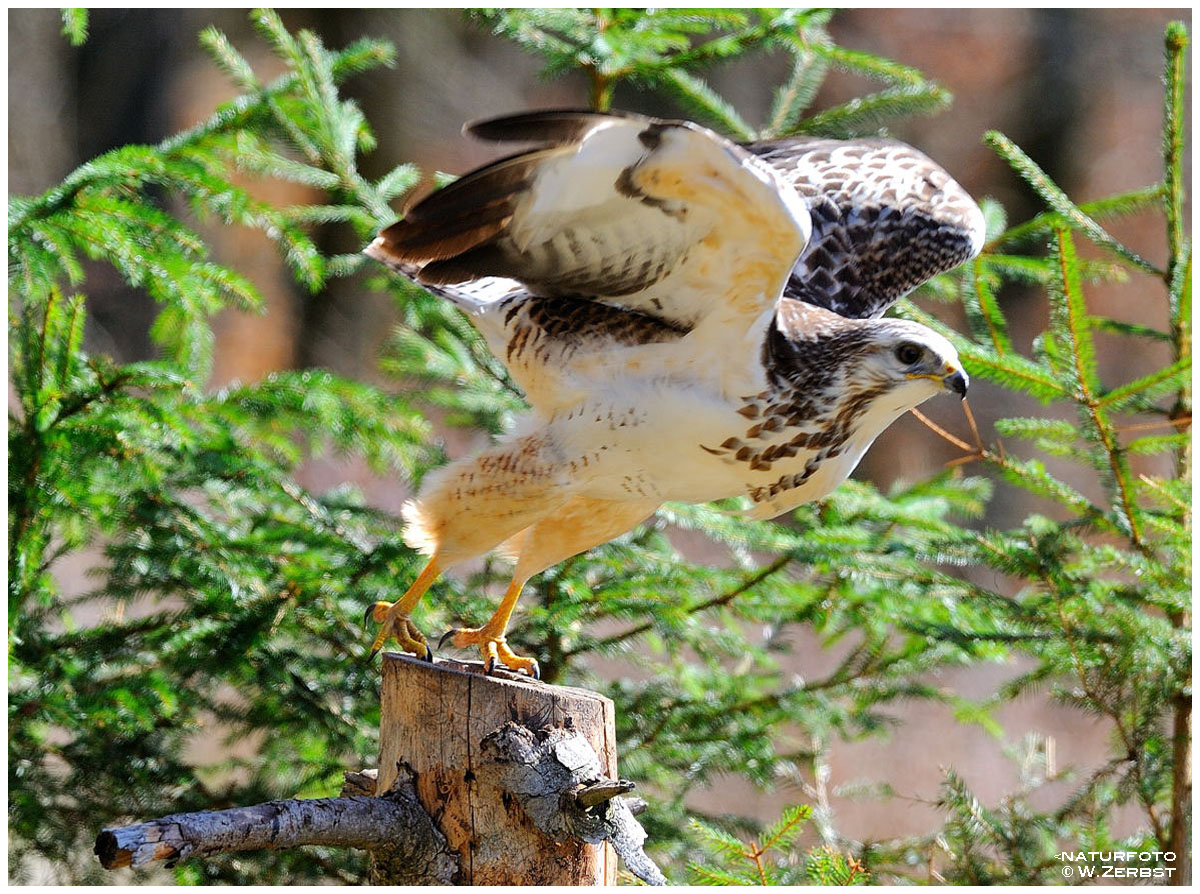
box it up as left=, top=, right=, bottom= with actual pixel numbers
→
left=366, top=558, right=439, bottom=661
left=440, top=576, right=539, bottom=678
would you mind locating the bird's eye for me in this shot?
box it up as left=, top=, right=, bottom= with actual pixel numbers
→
left=894, top=343, right=923, bottom=366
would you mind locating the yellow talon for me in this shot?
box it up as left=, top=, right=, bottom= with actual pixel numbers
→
left=366, top=559, right=439, bottom=661
left=442, top=628, right=539, bottom=678
left=367, top=605, right=431, bottom=661
left=439, top=576, right=540, bottom=678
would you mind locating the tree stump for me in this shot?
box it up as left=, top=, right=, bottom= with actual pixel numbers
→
left=377, top=653, right=619, bottom=885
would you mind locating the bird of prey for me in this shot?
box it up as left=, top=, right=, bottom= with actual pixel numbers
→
left=365, top=109, right=984, bottom=677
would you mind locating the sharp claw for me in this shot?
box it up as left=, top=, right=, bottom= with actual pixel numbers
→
left=484, top=656, right=497, bottom=675
left=529, top=660, right=541, bottom=681
left=438, top=629, right=457, bottom=650
left=364, top=598, right=433, bottom=665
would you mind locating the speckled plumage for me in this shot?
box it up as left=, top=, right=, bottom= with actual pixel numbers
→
left=749, top=138, right=985, bottom=319
left=364, top=109, right=983, bottom=673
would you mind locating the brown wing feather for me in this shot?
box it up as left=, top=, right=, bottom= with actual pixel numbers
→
left=747, top=137, right=985, bottom=319
left=465, top=108, right=647, bottom=145
left=371, top=148, right=562, bottom=263
left=369, top=114, right=705, bottom=301
left=368, top=110, right=811, bottom=348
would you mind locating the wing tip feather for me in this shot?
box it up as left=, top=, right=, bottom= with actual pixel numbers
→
left=465, top=108, right=645, bottom=145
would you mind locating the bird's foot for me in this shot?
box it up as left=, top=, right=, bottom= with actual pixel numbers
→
left=366, top=602, right=433, bottom=662
left=439, top=627, right=540, bottom=679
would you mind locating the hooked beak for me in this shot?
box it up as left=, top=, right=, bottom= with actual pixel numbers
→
left=942, top=369, right=968, bottom=399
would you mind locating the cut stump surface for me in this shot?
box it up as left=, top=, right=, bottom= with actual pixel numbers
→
left=378, top=653, right=618, bottom=885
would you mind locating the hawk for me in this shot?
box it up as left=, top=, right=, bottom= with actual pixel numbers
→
left=365, top=110, right=984, bottom=677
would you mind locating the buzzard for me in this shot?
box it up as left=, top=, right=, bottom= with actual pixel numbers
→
left=365, top=110, right=984, bottom=677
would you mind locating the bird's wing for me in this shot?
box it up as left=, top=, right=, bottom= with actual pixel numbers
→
left=747, top=137, right=985, bottom=320
left=367, top=110, right=811, bottom=367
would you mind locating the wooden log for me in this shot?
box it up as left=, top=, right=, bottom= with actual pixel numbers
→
left=377, top=653, right=619, bottom=885
left=94, top=783, right=456, bottom=883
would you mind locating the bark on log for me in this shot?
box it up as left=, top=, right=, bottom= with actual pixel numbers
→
left=94, top=765, right=457, bottom=883
left=476, top=721, right=666, bottom=886
left=378, top=652, right=622, bottom=885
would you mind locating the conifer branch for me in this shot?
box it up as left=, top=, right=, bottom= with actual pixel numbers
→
left=1163, top=22, right=1189, bottom=288
left=60, top=9, right=88, bottom=46
left=1051, top=229, right=1143, bottom=544
left=1162, top=28, right=1192, bottom=866
left=991, top=185, right=1164, bottom=248
left=985, top=131, right=1164, bottom=276
left=563, top=553, right=792, bottom=658
left=795, top=83, right=952, bottom=137
left=766, top=39, right=828, bottom=137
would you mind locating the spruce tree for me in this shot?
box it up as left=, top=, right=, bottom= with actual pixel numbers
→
left=9, top=9, right=1189, bottom=885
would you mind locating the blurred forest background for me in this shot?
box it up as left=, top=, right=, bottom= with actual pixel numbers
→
left=8, top=6, right=1190, bottom=882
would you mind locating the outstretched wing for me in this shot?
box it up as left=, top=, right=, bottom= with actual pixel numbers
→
left=367, top=110, right=811, bottom=356
left=748, top=138, right=985, bottom=320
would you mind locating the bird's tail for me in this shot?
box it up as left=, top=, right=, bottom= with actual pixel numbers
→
left=400, top=497, right=440, bottom=558
left=399, top=431, right=570, bottom=571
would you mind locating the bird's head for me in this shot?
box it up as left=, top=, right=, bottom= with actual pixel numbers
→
left=768, top=302, right=967, bottom=425
left=851, top=318, right=968, bottom=410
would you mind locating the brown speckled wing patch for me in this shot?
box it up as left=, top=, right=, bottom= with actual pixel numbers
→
left=503, top=294, right=690, bottom=364
left=748, top=138, right=984, bottom=320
